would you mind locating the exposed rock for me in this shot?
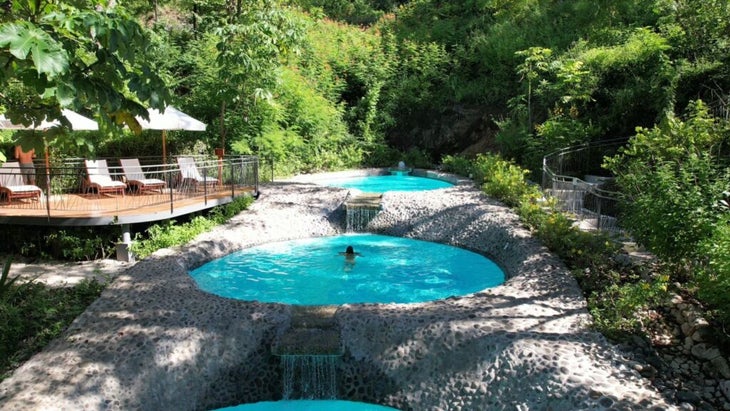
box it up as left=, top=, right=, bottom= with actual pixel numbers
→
left=720, top=380, right=730, bottom=401
left=692, top=343, right=722, bottom=361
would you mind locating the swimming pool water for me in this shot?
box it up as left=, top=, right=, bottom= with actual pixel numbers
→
left=189, top=234, right=504, bottom=305
left=214, top=400, right=399, bottom=411
left=321, top=174, right=452, bottom=193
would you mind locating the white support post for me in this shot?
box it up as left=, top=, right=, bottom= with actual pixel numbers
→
left=116, top=224, right=135, bottom=262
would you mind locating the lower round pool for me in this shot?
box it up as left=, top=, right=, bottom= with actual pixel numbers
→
left=321, top=174, right=453, bottom=193
left=214, top=400, right=399, bottom=411
left=189, top=234, right=504, bottom=305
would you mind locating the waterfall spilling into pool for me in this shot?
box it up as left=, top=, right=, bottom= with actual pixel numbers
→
left=346, top=207, right=379, bottom=232
left=345, top=193, right=383, bottom=233
left=344, top=193, right=382, bottom=232
left=281, top=355, right=338, bottom=400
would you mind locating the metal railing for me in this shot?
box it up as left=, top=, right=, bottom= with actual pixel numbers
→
left=0, top=155, right=259, bottom=219
left=542, top=139, right=626, bottom=233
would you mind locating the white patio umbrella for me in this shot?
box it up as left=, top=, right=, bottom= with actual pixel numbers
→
left=134, top=106, right=207, bottom=162
left=0, top=109, right=98, bottom=216
left=0, top=109, right=99, bottom=131
left=0, top=109, right=98, bottom=167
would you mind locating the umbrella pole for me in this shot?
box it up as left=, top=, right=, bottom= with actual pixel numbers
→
left=162, top=130, right=167, bottom=165
left=44, top=137, right=51, bottom=219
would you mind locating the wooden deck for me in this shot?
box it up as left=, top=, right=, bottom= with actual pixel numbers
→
left=0, top=185, right=256, bottom=226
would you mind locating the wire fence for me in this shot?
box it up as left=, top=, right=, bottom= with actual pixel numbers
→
left=541, top=138, right=627, bottom=233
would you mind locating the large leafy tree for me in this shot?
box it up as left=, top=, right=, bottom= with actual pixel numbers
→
left=0, top=0, right=170, bottom=130
left=176, top=0, right=304, bottom=154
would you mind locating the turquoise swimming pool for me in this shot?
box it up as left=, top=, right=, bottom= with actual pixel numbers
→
left=321, top=174, right=453, bottom=193
left=189, top=234, right=504, bottom=305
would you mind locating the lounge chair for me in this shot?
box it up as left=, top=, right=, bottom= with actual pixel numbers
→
left=120, top=158, right=166, bottom=194
left=84, top=159, right=127, bottom=196
left=177, top=156, right=218, bottom=189
left=0, top=162, right=42, bottom=203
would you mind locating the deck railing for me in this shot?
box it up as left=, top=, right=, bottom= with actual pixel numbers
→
left=0, top=155, right=259, bottom=219
left=541, top=139, right=626, bottom=233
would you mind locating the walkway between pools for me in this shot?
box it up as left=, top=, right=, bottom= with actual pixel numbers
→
left=0, top=176, right=680, bottom=410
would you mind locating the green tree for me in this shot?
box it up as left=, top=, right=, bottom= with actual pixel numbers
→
left=0, top=1, right=170, bottom=128
left=514, top=47, right=552, bottom=133
left=204, top=1, right=303, bottom=152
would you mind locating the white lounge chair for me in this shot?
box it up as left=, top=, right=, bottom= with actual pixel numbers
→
left=84, top=159, right=127, bottom=196
left=120, top=158, right=166, bottom=194
left=0, top=162, right=42, bottom=203
left=177, top=156, right=218, bottom=189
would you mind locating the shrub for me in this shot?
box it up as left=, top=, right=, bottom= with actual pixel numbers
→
left=132, top=195, right=254, bottom=259
left=588, top=275, right=669, bottom=340
left=604, top=100, right=729, bottom=263
left=400, top=147, right=434, bottom=169
left=45, top=229, right=111, bottom=261
left=0, top=258, right=21, bottom=301
left=440, top=154, right=473, bottom=177
left=0, top=226, right=118, bottom=261
left=697, top=214, right=730, bottom=327
left=465, top=152, right=668, bottom=340
left=474, top=153, right=542, bottom=207
left=1, top=277, right=105, bottom=380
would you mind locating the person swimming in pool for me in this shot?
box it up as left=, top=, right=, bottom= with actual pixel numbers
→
left=339, top=245, right=362, bottom=271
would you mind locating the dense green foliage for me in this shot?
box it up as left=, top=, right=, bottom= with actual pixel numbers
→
left=131, top=195, right=254, bottom=259
left=0, top=226, right=119, bottom=261
left=0, top=259, right=105, bottom=380
left=605, top=101, right=729, bottom=262
left=699, top=214, right=730, bottom=326
left=0, top=0, right=170, bottom=144
left=3, top=0, right=729, bottom=173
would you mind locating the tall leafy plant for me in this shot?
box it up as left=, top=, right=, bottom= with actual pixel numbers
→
left=211, top=2, right=303, bottom=151
left=698, top=213, right=730, bottom=326
left=0, top=1, right=170, bottom=128
left=605, top=100, right=730, bottom=263
left=0, top=258, right=20, bottom=301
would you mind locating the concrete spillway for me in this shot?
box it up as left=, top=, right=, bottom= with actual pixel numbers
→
left=345, top=193, right=382, bottom=232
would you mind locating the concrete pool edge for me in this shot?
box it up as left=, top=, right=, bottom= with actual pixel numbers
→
left=0, top=179, right=677, bottom=410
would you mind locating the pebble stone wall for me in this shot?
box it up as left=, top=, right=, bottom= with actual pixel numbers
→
left=0, top=171, right=683, bottom=410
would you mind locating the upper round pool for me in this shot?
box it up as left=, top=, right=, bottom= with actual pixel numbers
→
left=189, top=234, right=504, bottom=305
left=321, top=174, right=453, bottom=193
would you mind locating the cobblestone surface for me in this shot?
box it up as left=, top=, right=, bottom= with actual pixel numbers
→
left=0, top=173, right=683, bottom=410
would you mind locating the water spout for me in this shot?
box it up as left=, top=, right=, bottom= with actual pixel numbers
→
left=281, top=354, right=339, bottom=400
left=389, top=161, right=411, bottom=176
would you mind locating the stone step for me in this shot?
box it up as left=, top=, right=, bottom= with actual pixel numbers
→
left=345, top=193, right=382, bottom=210
left=273, top=328, right=342, bottom=356
left=273, top=306, right=342, bottom=356
left=290, top=305, right=338, bottom=329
